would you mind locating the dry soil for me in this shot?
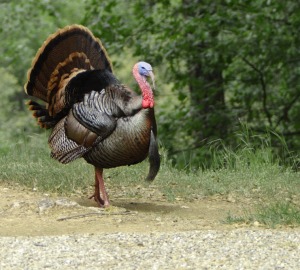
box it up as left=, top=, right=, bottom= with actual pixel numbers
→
left=0, top=182, right=250, bottom=237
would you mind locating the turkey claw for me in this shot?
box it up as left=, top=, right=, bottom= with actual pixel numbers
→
left=89, top=194, right=105, bottom=207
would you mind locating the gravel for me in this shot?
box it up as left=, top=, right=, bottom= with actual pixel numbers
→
left=1, top=229, right=299, bottom=269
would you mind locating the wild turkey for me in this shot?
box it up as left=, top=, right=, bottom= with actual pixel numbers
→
left=24, top=25, right=160, bottom=207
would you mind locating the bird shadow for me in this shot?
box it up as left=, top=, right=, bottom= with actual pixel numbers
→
left=113, top=201, right=178, bottom=214
left=76, top=197, right=178, bottom=214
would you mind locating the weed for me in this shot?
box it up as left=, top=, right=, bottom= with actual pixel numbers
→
left=1, top=130, right=300, bottom=226
left=254, top=202, right=300, bottom=228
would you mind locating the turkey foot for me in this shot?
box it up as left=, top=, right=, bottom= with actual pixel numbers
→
left=89, top=167, right=110, bottom=207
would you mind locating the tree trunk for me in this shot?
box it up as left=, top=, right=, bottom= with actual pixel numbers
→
left=182, top=0, right=228, bottom=145
left=188, top=61, right=227, bottom=144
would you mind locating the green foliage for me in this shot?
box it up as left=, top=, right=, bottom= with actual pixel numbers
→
left=209, top=125, right=298, bottom=170
left=255, top=202, right=300, bottom=228
left=0, top=68, right=40, bottom=155
left=0, top=0, right=87, bottom=85
left=0, top=133, right=94, bottom=194
left=84, top=0, right=300, bottom=168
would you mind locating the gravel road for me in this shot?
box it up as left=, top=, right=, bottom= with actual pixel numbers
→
left=1, top=229, right=299, bottom=269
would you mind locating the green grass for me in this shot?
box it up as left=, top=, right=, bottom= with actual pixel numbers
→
left=0, top=132, right=94, bottom=194
left=1, top=132, right=300, bottom=227
left=225, top=212, right=248, bottom=224
left=255, top=202, right=300, bottom=228
left=225, top=202, right=300, bottom=228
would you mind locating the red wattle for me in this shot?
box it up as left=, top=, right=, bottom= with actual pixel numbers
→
left=133, top=64, right=154, bottom=109
left=142, top=99, right=149, bottom=108
left=142, top=97, right=154, bottom=108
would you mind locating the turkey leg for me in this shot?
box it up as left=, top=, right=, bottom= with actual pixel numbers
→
left=89, top=167, right=110, bottom=207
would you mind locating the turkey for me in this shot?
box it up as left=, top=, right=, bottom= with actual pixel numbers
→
left=24, top=25, right=160, bottom=207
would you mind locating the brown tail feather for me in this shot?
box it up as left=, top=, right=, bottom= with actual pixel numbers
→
left=27, top=100, right=58, bottom=129
left=24, top=25, right=112, bottom=106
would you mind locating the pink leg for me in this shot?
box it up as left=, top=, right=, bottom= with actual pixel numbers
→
left=89, top=167, right=110, bottom=207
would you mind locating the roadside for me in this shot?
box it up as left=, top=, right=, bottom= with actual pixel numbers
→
left=0, top=182, right=250, bottom=236
left=1, top=183, right=300, bottom=269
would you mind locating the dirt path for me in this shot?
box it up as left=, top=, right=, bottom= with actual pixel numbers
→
left=2, top=183, right=300, bottom=269
left=0, top=182, right=251, bottom=237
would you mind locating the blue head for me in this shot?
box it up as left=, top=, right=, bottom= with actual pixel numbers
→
left=136, top=61, right=155, bottom=90
left=137, top=61, right=153, bottom=76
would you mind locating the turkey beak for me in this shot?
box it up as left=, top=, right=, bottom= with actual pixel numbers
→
left=148, top=71, right=155, bottom=90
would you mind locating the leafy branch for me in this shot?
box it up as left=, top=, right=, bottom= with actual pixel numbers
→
left=275, top=91, right=300, bottom=128
left=242, top=57, right=272, bottom=127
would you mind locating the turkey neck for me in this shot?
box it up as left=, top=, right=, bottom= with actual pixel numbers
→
left=132, top=65, right=154, bottom=109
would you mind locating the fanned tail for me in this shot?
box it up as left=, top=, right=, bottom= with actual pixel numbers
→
left=24, top=24, right=113, bottom=120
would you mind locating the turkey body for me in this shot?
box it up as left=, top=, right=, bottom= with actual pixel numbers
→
left=48, top=79, right=155, bottom=169
left=84, top=108, right=153, bottom=169
left=24, top=25, right=160, bottom=207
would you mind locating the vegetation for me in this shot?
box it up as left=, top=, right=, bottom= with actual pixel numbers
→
left=0, top=0, right=300, bottom=227
left=1, top=131, right=299, bottom=227
left=84, top=0, right=300, bottom=167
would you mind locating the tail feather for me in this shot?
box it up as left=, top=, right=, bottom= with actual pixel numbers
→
left=28, top=100, right=45, bottom=112
left=24, top=25, right=113, bottom=116
left=146, top=129, right=160, bottom=181
left=27, top=100, right=58, bottom=129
